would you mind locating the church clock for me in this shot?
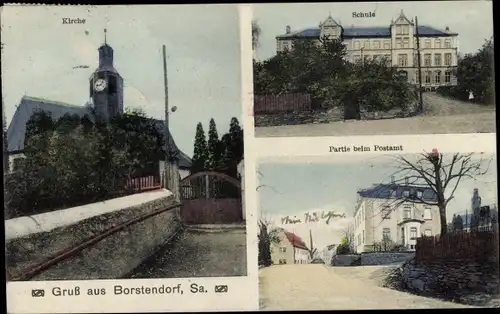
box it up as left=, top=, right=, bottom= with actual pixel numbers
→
left=94, top=79, right=107, bottom=92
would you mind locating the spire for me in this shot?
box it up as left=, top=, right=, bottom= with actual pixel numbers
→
left=104, top=28, right=107, bottom=44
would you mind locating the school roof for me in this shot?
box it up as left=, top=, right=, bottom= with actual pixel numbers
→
left=6, top=96, right=192, bottom=168
left=277, top=25, right=458, bottom=39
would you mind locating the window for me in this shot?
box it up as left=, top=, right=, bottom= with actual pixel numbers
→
left=398, top=54, right=408, bottom=66
left=434, top=54, right=442, bottom=66
left=410, top=245, right=415, bottom=250
left=373, top=40, right=381, bottom=49
left=445, top=71, right=451, bottom=83
left=435, top=39, right=441, bottom=48
left=389, top=189, right=396, bottom=197
left=404, top=207, right=412, bottom=219
left=353, top=55, right=361, bottom=63
left=270, top=247, right=275, bottom=253
left=382, top=205, right=391, bottom=220
left=354, top=41, right=360, bottom=49
left=384, top=41, right=391, bottom=49
left=12, top=157, right=25, bottom=171
left=444, top=39, right=452, bottom=48
left=417, top=191, right=423, bottom=198
left=403, top=190, right=410, bottom=197
left=283, top=41, right=291, bottom=50
left=424, top=229, right=432, bottom=237
left=363, top=40, right=370, bottom=49
left=396, top=25, right=402, bottom=35
left=402, top=38, right=410, bottom=48
left=362, top=230, right=365, bottom=243
left=279, top=259, right=287, bottom=264
left=434, top=70, right=442, bottom=84
left=424, top=54, right=432, bottom=66
left=425, top=71, right=432, bottom=84
left=364, top=55, right=370, bottom=63
left=383, top=228, right=391, bottom=240
left=403, top=25, right=410, bottom=35
left=444, top=53, right=452, bottom=66
left=280, top=247, right=287, bottom=253
left=410, top=227, right=417, bottom=239
left=425, top=39, right=431, bottom=48
left=396, top=38, right=402, bottom=49
left=424, top=206, right=432, bottom=220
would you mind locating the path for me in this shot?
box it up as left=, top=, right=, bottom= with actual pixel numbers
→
left=259, top=264, right=474, bottom=310
left=127, top=226, right=247, bottom=278
left=255, top=93, right=495, bottom=137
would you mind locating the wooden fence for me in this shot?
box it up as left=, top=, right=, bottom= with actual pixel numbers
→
left=254, top=94, right=312, bottom=114
left=125, top=175, right=163, bottom=193
left=415, top=225, right=499, bottom=263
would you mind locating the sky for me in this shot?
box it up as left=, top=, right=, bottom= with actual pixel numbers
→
left=253, top=1, right=494, bottom=60
left=1, top=5, right=242, bottom=157
left=258, top=153, right=497, bottom=250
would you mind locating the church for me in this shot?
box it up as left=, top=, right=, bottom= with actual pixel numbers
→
left=6, top=33, right=192, bottom=177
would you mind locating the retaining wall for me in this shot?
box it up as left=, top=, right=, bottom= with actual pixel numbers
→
left=5, top=189, right=182, bottom=281
left=361, top=252, right=415, bottom=265
left=331, top=254, right=360, bottom=266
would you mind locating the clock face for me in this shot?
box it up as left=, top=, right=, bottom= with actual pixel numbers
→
left=94, top=79, right=107, bottom=92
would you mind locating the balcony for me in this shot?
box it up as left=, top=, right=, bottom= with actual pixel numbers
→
left=397, top=216, right=425, bottom=225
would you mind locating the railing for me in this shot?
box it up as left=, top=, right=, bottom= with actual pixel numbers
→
left=125, top=176, right=163, bottom=193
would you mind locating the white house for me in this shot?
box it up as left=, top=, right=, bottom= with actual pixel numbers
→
left=271, top=229, right=311, bottom=265
left=321, top=244, right=337, bottom=265
left=353, top=178, right=441, bottom=253
left=276, top=10, right=459, bottom=90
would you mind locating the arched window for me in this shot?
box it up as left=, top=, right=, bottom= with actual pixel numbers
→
left=445, top=71, right=451, bottom=83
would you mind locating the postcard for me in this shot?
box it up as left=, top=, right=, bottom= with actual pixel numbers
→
left=2, top=4, right=257, bottom=313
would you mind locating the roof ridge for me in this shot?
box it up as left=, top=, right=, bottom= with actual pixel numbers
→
left=22, top=96, right=83, bottom=108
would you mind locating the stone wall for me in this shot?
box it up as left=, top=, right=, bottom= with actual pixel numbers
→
left=331, top=254, right=361, bottom=266
left=361, top=252, right=415, bottom=266
left=5, top=190, right=182, bottom=281
left=385, top=259, right=500, bottom=306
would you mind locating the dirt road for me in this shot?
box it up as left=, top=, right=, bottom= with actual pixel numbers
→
left=259, top=264, right=474, bottom=310
left=255, top=93, right=495, bottom=137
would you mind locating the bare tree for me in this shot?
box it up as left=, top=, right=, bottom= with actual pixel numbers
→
left=252, top=20, right=261, bottom=50
left=382, top=151, right=492, bottom=236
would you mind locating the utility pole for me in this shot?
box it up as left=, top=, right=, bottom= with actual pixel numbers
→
left=415, top=16, right=424, bottom=113
left=162, top=45, right=170, bottom=190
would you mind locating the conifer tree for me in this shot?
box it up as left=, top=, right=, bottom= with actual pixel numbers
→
left=192, top=122, right=207, bottom=173
left=206, top=118, right=222, bottom=169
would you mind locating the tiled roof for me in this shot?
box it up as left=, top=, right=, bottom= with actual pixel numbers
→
left=284, top=231, right=309, bottom=250
left=6, top=96, right=192, bottom=168
left=276, top=25, right=457, bottom=39
left=358, top=183, right=438, bottom=202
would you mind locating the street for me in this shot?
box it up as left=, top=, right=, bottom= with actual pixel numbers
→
left=259, top=264, right=474, bottom=310
left=127, top=225, right=247, bottom=278
left=255, top=93, right=495, bottom=137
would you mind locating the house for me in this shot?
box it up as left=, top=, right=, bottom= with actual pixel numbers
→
left=321, top=244, right=337, bottom=266
left=353, top=177, right=441, bottom=253
left=5, top=34, right=191, bottom=177
left=271, top=229, right=311, bottom=265
left=276, top=10, right=458, bottom=89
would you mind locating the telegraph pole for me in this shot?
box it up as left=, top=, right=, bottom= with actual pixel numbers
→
left=162, top=45, right=170, bottom=190
left=415, top=16, right=424, bottom=113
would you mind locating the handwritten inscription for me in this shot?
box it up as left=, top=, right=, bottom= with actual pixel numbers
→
left=62, top=18, right=86, bottom=25
left=329, top=145, right=403, bottom=153
left=281, top=211, right=346, bottom=225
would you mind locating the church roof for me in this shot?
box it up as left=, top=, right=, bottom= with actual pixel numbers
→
left=276, top=25, right=457, bottom=39
left=6, top=96, right=192, bottom=169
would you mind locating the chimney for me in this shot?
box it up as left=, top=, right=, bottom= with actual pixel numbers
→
left=286, top=25, right=291, bottom=34
left=391, top=176, right=395, bottom=183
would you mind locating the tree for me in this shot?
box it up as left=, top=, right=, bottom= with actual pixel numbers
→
left=191, top=122, right=208, bottom=173
left=385, top=152, right=492, bottom=236
left=336, top=225, right=355, bottom=255
left=221, top=117, right=244, bottom=178
left=252, top=20, right=261, bottom=51
left=206, top=118, right=222, bottom=170
left=258, top=219, right=281, bottom=267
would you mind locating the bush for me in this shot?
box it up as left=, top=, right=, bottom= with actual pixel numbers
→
left=436, top=86, right=469, bottom=102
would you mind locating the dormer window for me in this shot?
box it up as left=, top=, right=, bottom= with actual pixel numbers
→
left=403, top=190, right=410, bottom=197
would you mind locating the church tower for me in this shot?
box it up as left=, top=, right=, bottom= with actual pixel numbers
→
left=89, top=29, right=124, bottom=122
